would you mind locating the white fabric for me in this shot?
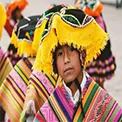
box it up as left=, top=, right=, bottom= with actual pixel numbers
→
left=26, top=116, right=34, bottom=122
left=4, top=112, right=10, bottom=122
left=63, top=71, right=87, bottom=105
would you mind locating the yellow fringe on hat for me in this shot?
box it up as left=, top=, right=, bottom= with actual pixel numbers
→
left=32, top=19, right=47, bottom=52
left=33, top=14, right=108, bottom=75
left=0, top=3, right=6, bottom=39
left=17, top=40, right=36, bottom=57
left=10, top=31, right=18, bottom=47
left=10, top=31, right=36, bottom=56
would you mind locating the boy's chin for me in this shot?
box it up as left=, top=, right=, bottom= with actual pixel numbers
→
left=64, top=76, right=76, bottom=84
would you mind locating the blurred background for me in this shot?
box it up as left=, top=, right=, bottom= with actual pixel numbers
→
left=0, top=0, right=122, bottom=106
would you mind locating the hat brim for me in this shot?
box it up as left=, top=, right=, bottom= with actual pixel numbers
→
left=7, top=0, right=28, bottom=17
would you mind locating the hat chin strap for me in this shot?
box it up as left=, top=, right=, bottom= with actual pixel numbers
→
left=65, top=78, right=80, bottom=88
left=66, top=81, right=73, bottom=87
left=66, top=78, right=85, bottom=119
left=65, top=78, right=81, bottom=95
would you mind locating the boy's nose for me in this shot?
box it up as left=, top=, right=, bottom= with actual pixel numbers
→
left=64, top=53, right=70, bottom=64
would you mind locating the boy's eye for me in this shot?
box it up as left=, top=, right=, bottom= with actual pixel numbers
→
left=57, top=52, right=63, bottom=57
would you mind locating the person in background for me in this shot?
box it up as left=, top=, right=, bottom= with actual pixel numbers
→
left=0, top=3, right=13, bottom=122
left=4, top=0, right=28, bottom=66
left=0, top=15, right=41, bottom=122
left=5, top=0, right=28, bottom=37
left=0, top=3, right=13, bottom=85
left=75, top=0, right=116, bottom=88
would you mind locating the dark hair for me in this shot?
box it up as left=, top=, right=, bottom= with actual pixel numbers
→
left=12, top=7, right=23, bottom=22
left=0, top=106, right=5, bottom=122
left=53, top=44, right=62, bottom=74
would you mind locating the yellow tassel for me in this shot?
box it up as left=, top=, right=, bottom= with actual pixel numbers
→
left=10, top=31, right=18, bottom=48
left=10, top=31, right=37, bottom=57
left=0, top=3, right=6, bottom=39
left=17, top=40, right=36, bottom=57
left=25, top=32, right=31, bottom=40
left=32, top=19, right=47, bottom=52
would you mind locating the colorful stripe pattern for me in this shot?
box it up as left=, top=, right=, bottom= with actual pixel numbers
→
left=0, top=57, right=32, bottom=122
left=34, top=77, right=122, bottom=122
left=0, top=48, right=13, bottom=86
left=21, top=70, right=57, bottom=121
left=34, top=84, right=74, bottom=122
left=73, top=78, right=122, bottom=122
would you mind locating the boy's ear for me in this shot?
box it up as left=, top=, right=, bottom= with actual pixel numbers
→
left=82, top=50, right=86, bottom=59
left=80, top=50, right=86, bottom=65
left=52, top=58, right=58, bottom=74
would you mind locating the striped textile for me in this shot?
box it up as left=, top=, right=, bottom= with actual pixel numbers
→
left=34, top=76, right=122, bottom=122
left=20, top=70, right=57, bottom=121
left=0, top=48, right=13, bottom=86
left=0, top=57, right=32, bottom=122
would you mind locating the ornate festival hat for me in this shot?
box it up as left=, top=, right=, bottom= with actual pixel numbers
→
left=75, top=0, right=103, bottom=17
left=33, top=8, right=108, bottom=74
left=6, top=0, right=28, bottom=17
left=32, top=4, right=67, bottom=52
left=10, top=15, right=41, bottom=56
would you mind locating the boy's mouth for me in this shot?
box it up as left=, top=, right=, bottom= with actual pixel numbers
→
left=64, top=68, right=73, bottom=73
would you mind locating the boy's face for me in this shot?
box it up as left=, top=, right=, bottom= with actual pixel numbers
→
left=55, top=45, right=83, bottom=84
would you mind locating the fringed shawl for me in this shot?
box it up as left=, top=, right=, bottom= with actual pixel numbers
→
left=20, top=70, right=57, bottom=121
left=34, top=76, right=122, bottom=122
left=0, top=58, right=32, bottom=122
left=0, top=48, right=13, bottom=86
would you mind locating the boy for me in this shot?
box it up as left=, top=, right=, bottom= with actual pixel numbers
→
left=33, top=8, right=122, bottom=121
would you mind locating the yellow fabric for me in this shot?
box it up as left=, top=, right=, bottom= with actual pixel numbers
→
left=32, top=19, right=47, bottom=52
left=10, top=17, right=47, bottom=56
left=33, top=14, right=108, bottom=74
left=10, top=31, right=37, bottom=57
left=32, top=6, right=74, bottom=53
left=10, top=31, right=18, bottom=47
left=17, top=40, right=37, bottom=56
left=0, top=3, right=6, bottom=39
left=25, top=32, right=31, bottom=40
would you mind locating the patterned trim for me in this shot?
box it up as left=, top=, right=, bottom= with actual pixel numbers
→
left=0, top=58, right=32, bottom=122
left=0, top=49, right=13, bottom=85
left=34, top=76, right=122, bottom=122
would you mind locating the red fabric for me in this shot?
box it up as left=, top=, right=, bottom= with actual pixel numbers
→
left=35, top=114, right=45, bottom=122
left=4, top=19, right=14, bottom=37
left=8, top=120, right=11, bottom=122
